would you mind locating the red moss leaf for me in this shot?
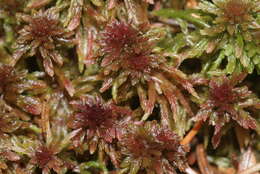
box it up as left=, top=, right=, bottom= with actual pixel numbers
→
left=212, top=117, right=226, bottom=149
left=234, top=110, right=257, bottom=130
left=84, top=30, right=95, bottom=65
left=146, top=81, right=156, bottom=116
left=42, top=56, right=54, bottom=77
left=27, top=0, right=52, bottom=9
left=67, top=3, right=82, bottom=31
left=17, top=96, right=42, bottom=115
left=54, top=67, right=75, bottom=97
left=35, top=146, right=54, bottom=168
left=1, top=151, right=20, bottom=161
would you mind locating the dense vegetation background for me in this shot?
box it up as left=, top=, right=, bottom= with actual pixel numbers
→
left=0, top=0, right=260, bottom=174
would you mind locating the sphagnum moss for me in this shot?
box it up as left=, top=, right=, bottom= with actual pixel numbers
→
left=0, top=0, right=260, bottom=174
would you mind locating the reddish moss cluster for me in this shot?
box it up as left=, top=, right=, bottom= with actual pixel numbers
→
left=223, top=0, right=251, bottom=24
left=209, top=76, right=237, bottom=108
left=0, top=64, right=47, bottom=115
left=13, top=8, right=74, bottom=76
left=68, top=95, right=131, bottom=149
left=100, top=20, right=155, bottom=75
left=193, top=73, right=259, bottom=148
left=99, top=20, right=198, bottom=124
left=34, top=146, right=55, bottom=168
left=119, top=121, right=188, bottom=173
left=1, top=0, right=260, bottom=174
left=30, top=146, right=63, bottom=174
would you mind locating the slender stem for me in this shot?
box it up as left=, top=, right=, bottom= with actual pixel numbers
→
left=196, top=144, right=214, bottom=174
left=181, top=121, right=203, bottom=145
left=153, top=9, right=210, bottom=28
left=159, top=18, right=196, bottom=29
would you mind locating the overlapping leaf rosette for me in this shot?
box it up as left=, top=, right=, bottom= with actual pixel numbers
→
left=118, top=121, right=191, bottom=174
left=0, top=63, right=47, bottom=115
left=68, top=94, right=132, bottom=166
left=7, top=90, right=79, bottom=174
left=193, top=73, right=260, bottom=148
left=198, top=0, right=260, bottom=74
left=98, top=20, right=198, bottom=128
left=0, top=0, right=260, bottom=174
left=154, top=0, right=260, bottom=74
left=12, top=7, right=74, bottom=76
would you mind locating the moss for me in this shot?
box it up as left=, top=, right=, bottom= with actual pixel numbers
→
left=0, top=0, right=260, bottom=174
